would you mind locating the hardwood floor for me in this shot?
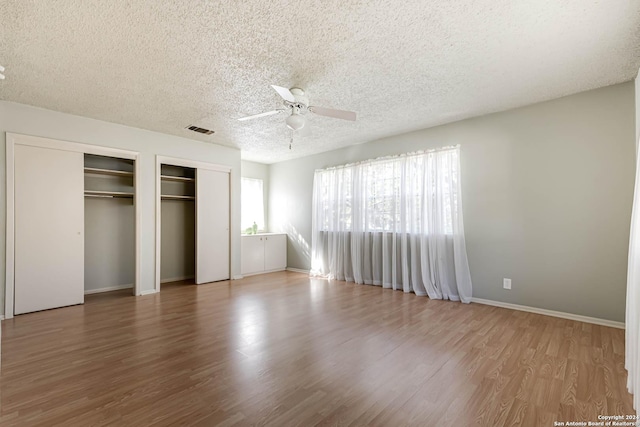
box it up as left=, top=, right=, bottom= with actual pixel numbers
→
left=0, top=271, right=634, bottom=426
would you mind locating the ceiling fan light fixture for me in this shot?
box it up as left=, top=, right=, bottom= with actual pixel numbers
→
left=286, top=113, right=306, bottom=131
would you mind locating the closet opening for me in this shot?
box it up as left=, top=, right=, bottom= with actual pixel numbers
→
left=84, top=154, right=136, bottom=296
left=160, top=164, right=196, bottom=287
left=155, top=156, right=231, bottom=291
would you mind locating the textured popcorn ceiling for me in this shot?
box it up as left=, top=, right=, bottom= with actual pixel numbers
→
left=1, top=1, right=639, bottom=163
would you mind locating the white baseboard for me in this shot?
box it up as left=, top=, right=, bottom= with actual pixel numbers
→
left=140, top=289, right=158, bottom=296
left=84, top=284, right=133, bottom=295
left=233, top=275, right=244, bottom=280
left=241, top=268, right=287, bottom=278
left=0, top=315, right=4, bottom=321
left=471, top=297, right=625, bottom=329
left=160, top=275, right=194, bottom=284
left=286, top=267, right=310, bottom=274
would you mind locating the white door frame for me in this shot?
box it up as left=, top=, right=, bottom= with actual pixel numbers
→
left=5, top=133, right=142, bottom=319
left=155, top=155, right=232, bottom=292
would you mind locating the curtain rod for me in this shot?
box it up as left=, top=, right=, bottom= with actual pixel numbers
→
left=315, top=144, right=460, bottom=173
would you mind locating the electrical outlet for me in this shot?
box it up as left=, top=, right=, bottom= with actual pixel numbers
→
left=503, top=278, right=512, bottom=290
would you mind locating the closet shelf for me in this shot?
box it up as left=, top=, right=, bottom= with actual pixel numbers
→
left=84, top=167, right=134, bottom=177
left=161, top=175, right=195, bottom=182
left=85, top=190, right=134, bottom=198
left=161, top=194, right=196, bottom=201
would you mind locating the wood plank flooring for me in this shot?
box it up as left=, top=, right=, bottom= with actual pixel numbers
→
left=0, top=271, right=635, bottom=426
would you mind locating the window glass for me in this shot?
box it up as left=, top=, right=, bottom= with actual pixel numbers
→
left=241, top=177, right=264, bottom=232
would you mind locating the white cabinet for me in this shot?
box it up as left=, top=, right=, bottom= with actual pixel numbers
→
left=241, top=234, right=287, bottom=276
left=264, top=235, right=287, bottom=271
left=242, top=235, right=265, bottom=275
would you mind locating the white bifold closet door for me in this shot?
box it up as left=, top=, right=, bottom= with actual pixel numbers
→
left=14, top=145, right=85, bottom=315
left=195, top=169, right=230, bottom=284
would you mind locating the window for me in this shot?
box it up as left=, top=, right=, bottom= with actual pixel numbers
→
left=241, top=177, right=265, bottom=232
left=313, top=148, right=460, bottom=235
left=310, top=146, right=472, bottom=303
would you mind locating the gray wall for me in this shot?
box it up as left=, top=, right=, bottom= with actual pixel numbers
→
left=0, top=101, right=242, bottom=317
left=160, top=174, right=196, bottom=282
left=241, top=160, right=270, bottom=231
left=161, top=200, right=195, bottom=282
left=269, top=82, right=636, bottom=322
left=636, top=69, right=640, bottom=147
left=85, top=199, right=135, bottom=291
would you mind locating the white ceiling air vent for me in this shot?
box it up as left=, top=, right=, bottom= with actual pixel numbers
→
left=186, top=125, right=214, bottom=135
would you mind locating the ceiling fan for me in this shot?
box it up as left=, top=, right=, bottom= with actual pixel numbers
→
left=238, top=85, right=357, bottom=132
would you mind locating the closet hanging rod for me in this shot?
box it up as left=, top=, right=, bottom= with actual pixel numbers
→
left=160, top=175, right=195, bottom=182
left=84, top=195, right=134, bottom=199
left=85, top=190, right=134, bottom=198
left=84, top=167, right=134, bottom=177
left=161, top=194, right=196, bottom=201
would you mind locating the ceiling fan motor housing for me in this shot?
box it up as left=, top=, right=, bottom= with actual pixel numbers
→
left=286, top=87, right=309, bottom=114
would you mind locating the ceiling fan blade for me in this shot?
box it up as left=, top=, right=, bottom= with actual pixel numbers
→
left=271, top=85, right=296, bottom=103
left=309, top=106, right=356, bottom=121
left=238, top=109, right=284, bottom=121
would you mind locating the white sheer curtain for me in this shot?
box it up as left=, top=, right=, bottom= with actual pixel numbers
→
left=626, top=140, right=640, bottom=414
left=310, top=145, right=472, bottom=303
